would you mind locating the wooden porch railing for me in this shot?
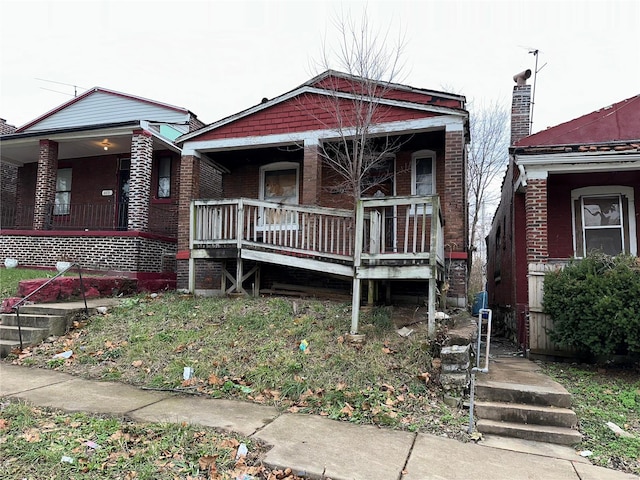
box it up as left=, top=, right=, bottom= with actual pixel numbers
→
left=191, top=196, right=444, bottom=336
left=191, top=196, right=444, bottom=270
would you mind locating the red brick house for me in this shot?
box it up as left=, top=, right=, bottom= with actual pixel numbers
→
left=176, top=71, right=470, bottom=333
left=487, top=84, right=640, bottom=356
left=0, top=88, right=207, bottom=283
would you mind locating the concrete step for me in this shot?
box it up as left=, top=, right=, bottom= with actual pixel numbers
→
left=475, top=380, right=572, bottom=408
left=476, top=419, right=582, bottom=445
left=0, top=339, right=21, bottom=358
left=0, top=314, right=68, bottom=336
left=0, top=325, right=50, bottom=344
left=474, top=400, right=577, bottom=428
left=18, top=304, right=93, bottom=316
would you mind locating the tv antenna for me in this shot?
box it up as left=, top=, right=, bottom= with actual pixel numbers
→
left=527, top=48, right=547, bottom=133
left=35, top=78, right=85, bottom=97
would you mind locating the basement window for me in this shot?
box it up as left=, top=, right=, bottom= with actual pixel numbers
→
left=572, top=186, right=637, bottom=257
left=54, top=168, right=72, bottom=215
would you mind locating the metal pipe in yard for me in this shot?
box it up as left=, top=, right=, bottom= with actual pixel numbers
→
left=468, top=308, right=493, bottom=434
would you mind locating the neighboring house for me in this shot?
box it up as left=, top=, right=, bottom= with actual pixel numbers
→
left=0, top=119, right=18, bottom=221
left=175, top=70, right=470, bottom=331
left=487, top=81, right=640, bottom=356
left=0, top=88, right=207, bottom=283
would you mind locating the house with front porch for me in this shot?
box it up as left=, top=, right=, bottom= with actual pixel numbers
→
left=487, top=82, right=640, bottom=356
left=0, top=88, right=207, bottom=286
left=175, top=70, right=470, bottom=333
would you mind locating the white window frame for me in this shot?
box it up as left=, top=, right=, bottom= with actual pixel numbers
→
left=571, top=185, right=637, bottom=257
left=258, top=161, right=300, bottom=230
left=411, top=150, right=436, bottom=214
left=157, top=156, right=171, bottom=198
left=54, top=168, right=72, bottom=215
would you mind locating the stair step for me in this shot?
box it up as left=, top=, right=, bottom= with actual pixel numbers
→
left=18, top=305, right=93, bottom=316
left=0, top=325, right=50, bottom=344
left=474, top=400, right=577, bottom=428
left=476, top=380, right=572, bottom=408
left=0, top=314, right=68, bottom=336
left=477, top=419, right=582, bottom=445
left=0, top=339, right=21, bottom=358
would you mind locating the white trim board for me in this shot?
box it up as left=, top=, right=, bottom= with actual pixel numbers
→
left=182, top=115, right=465, bottom=155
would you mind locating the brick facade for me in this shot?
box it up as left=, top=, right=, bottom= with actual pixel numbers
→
left=128, top=130, right=153, bottom=231
left=443, top=129, right=467, bottom=253
left=0, top=232, right=176, bottom=273
left=525, top=178, right=548, bottom=262
left=302, top=143, right=322, bottom=205
left=34, top=139, right=58, bottom=230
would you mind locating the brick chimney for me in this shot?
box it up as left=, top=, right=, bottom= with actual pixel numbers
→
left=0, top=118, right=17, bottom=135
left=510, top=72, right=532, bottom=145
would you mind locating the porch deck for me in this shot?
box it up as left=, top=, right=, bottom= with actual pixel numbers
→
left=189, top=196, right=445, bottom=334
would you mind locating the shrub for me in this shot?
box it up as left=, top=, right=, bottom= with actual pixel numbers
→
left=543, top=253, right=640, bottom=356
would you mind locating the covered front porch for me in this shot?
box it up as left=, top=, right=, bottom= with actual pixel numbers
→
left=188, top=195, right=445, bottom=334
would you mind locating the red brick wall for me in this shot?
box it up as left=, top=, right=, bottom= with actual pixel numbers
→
left=547, top=171, right=640, bottom=258
left=443, top=130, right=466, bottom=254
left=525, top=179, right=548, bottom=262
left=302, top=144, right=321, bottom=205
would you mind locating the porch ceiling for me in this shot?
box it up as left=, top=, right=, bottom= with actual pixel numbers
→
left=0, top=124, right=176, bottom=166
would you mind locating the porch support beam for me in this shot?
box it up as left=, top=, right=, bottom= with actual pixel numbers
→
left=33, top=139, right=58, bottom=230
left=428, top=277, right=436, bottom=337
left=128, top=129, right=153, bottom=231
left=351, top=277, right=361, bottom=335
left=302, top=140, right=322, bottom=205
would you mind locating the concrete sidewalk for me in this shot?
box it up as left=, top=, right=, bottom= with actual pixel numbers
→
left=0, top=363, right=636, bottom=480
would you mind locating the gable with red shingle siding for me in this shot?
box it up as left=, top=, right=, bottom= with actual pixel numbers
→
left=191, top=94, right=437, bottom=142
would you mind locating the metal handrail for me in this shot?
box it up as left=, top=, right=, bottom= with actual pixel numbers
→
left=12, top=263, right=89, bottom=351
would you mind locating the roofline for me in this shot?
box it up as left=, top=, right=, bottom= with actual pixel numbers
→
left=511, top=138, right=640, bottom=153
left=305, top=69, right=467, bottom=102
left=16, top=87, right=191, bottom=133
left=1, top=121, right=141, bottom=141
left=178, top=74, right=467, bottom=143
left=514, top=94, right=640, bottom=148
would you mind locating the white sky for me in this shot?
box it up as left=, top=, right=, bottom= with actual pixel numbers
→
left=1, top=0, right=638, bottom=135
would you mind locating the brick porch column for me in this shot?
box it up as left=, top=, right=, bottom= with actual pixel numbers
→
left=525, top=178, right=548, bottom=262
left=176, top=154, right=200, bottom=290
left=33, top=139, right=58, bottom=230
left=443, top=127, right=468, bottom=305
left=302, top=140, right=322, bottom=205
left=128, top=129, right=153, bottom=231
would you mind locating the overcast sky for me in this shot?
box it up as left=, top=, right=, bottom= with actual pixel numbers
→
left=1, top=0, right=638, bottom=135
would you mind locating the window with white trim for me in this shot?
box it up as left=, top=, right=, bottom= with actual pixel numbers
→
left=54, top=168, right=72, bottom=215
left=259, top=162, right=299, bottom=227
left=157, top=156, right=171, bottom=198
left=411, top=150, right=436, bottom=214
left=412, top=150, right=435, bottom=196
left=572, top=186, right=637, bottom=257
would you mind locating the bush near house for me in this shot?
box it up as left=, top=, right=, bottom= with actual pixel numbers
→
left=543, top=253, right=640, bottom=356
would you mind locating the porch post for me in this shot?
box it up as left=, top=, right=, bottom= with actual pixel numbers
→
left=302, top=139, right=322, bottom=205
left=128, top=129, right=153, bottom=231
left=33, top=139, right=58, bottom=230
left=177, top=153, right=201, bottom=291
left=525, top=177, right=548, bottom=263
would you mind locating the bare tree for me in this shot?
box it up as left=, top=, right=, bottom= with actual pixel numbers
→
left=467, top=100, right=509, bottom=256
left=307, top=10, right=407, bottom=208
